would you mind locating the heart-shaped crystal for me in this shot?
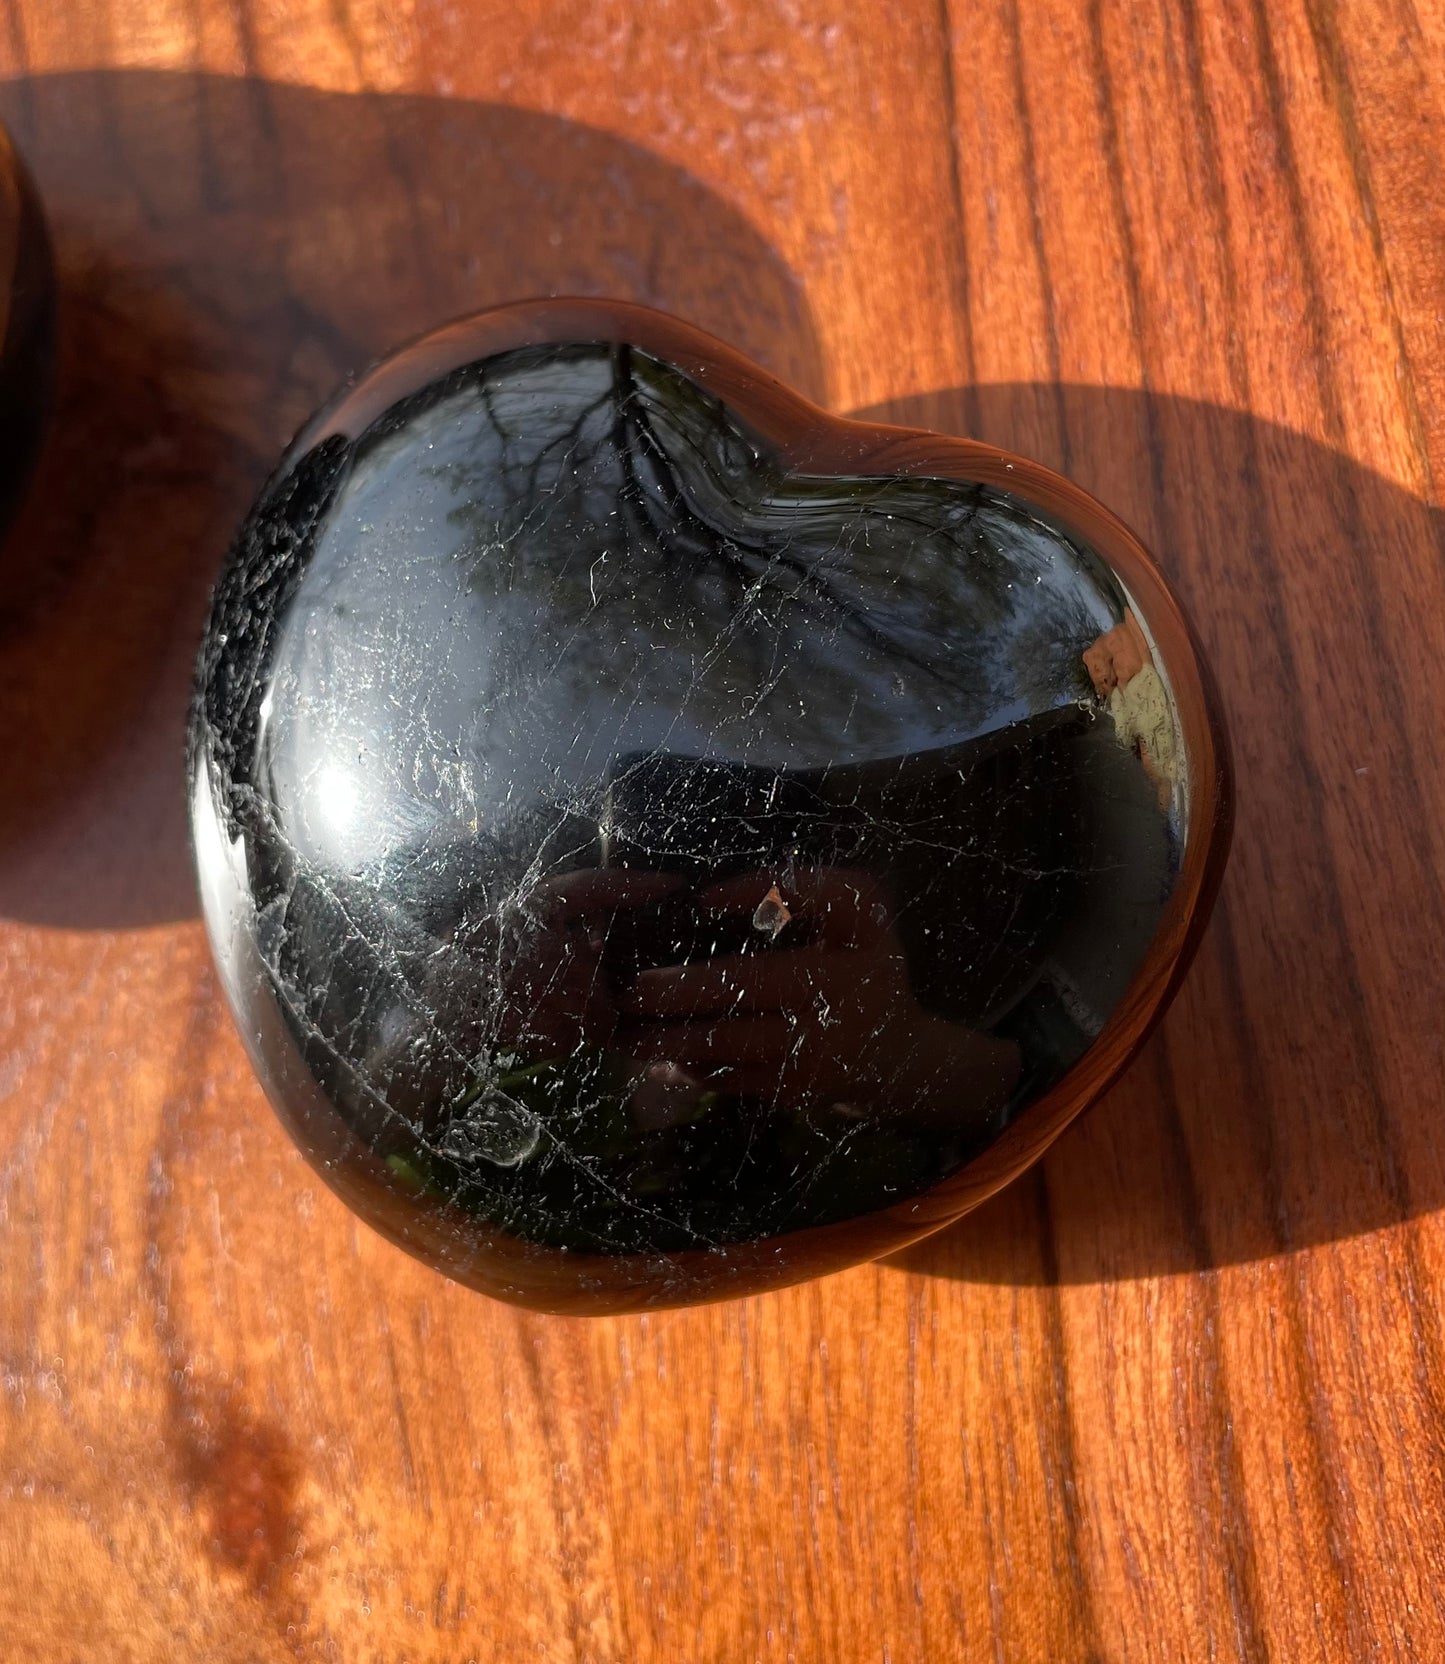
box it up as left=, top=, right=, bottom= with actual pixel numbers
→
left=189, top=301, right=1229, bottom=1311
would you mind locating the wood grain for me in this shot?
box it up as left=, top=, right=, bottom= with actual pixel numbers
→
left=0, top=1, right=1442, bottom=1657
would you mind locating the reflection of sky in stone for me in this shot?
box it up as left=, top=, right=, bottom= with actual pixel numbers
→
left=259, top=347, right=1124, bottom=873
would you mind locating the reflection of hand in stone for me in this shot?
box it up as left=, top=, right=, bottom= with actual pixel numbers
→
left=498, top=869, right=683, bottom=1056
left=619, top=868, right=1020, bottom=1125
left=1083, top=610, right=1152, bottom=698
left=1085, top=610, right=1177, bottom=804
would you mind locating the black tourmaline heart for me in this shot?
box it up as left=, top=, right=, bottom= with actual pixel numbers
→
left=189, top=301, right=1229, bottom=1311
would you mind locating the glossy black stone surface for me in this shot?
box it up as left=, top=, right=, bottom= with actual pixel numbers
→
left=190, top=333, right=1183, bottom=1307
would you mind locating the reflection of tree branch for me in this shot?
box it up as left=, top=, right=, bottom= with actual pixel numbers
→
left=431, top=341, right=1097, bottom=753
left=609, top=349, right=1008, bottom=699
left=611, top=342, right=685, bottom=578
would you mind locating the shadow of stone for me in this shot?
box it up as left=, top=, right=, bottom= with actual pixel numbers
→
left=871, top=382, right=1445, bottom=1278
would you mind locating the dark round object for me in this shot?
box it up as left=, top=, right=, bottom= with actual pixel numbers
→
left=0, top=123, right=55, bottom=541
left=189, top=300, right=1230, bottom=1312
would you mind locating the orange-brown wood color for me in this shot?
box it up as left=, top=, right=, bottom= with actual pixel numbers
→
left=1, top=2, right=1442, bottom=1658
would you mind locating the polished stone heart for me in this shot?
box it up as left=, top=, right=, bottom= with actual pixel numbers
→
left=189, top=301, right=1229, bottom=1311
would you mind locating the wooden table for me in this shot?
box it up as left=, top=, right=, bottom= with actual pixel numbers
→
left=2, top=2, right=1443, bottom=1657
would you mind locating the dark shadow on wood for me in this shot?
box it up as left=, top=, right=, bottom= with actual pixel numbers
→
left=869, top=382, right=1445, bottom=1280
